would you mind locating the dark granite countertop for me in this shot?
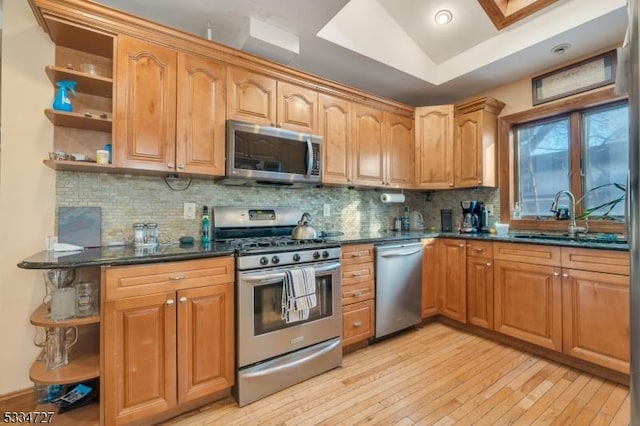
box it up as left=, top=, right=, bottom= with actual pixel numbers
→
left=18, top=230, right=627, bottom=270
left=324, top=230, right=629, bottom=251
left=17, top=242, right=235, bottom=269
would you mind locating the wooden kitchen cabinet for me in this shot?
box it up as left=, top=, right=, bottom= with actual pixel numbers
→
left=351, top=104, right=385, bottom=187
left=115, top=35, right=226, bottom=176
left=341, top=244, right=375, bottom=347
left=227, top=67, right=318, bottom=133
left=40, top=18, right=115, bottom=173
left=437, top=239, right=467, bottom=323
left=453, top=97, right=505, bottom=188
left=103, top=257, right=234, bottom=425
left=561, top=248, right=630, bottom=373
left=466, top=240, right=493, bottom=329
left=414, top=105, right=454, bottom=189
left=493, top=243, right=562, bottom=351
left=384, top=112, right=415, bottom=188
left=319, top=94, right=352, bottom=185
left=421, top=238, right=438, bottom=318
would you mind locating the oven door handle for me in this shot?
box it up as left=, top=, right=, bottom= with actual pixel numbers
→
left=242, top=262, right=340, bottom=284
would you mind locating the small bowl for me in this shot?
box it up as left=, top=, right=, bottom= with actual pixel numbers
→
left=494, top=223, right=510, bottom=236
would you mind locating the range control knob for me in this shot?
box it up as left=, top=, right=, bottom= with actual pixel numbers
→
left=322, top=250, right=330, bottom=258
left=293, top=253, right=301, bottom=262
left=313, top=251, right=321, bottom=259
left=260, top=256, right=269, bottom=265
left=271, top=255, right=280, bottom=265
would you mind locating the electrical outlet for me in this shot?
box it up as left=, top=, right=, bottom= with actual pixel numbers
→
left=485, top=203, right=494, bottom=216
left=323, top=204, right=331, bottom=217
left=184, top=202, right=196, bottom=219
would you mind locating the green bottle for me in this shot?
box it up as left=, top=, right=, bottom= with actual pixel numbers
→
left=201, top=206, right=210, bottom=244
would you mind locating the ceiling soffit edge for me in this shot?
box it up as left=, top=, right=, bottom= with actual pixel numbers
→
left=477, top=0, right=561, bottom=30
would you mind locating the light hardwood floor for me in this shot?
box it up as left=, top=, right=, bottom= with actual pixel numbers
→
left=163, top=322, right=630, bottom=425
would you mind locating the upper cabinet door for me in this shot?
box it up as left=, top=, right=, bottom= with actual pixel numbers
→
left=115, top=35, right=177, bottom=171
left=277, top=81, right=318, bottom=133
left=319, top=94, right=352, bottom=185
left=454, top=110, right=483, bottom=187
left=384, top=112, right=414, bottom=188
left=226, top=67, right=276, bottom=126
left=352, top=104, right=385, bottom=187
left=175, top=54, right=226, bottom=176
left=415, top=105, right=454, bottom=189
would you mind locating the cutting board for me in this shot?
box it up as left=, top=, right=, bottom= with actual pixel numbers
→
left=58, top=207, right=102, bottom=248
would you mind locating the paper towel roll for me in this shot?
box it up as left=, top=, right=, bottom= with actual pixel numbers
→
left=380, top=193, right=406, bottom=203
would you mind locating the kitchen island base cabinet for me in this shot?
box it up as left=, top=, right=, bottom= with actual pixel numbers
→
left=103, top=257, right=234, bottom=425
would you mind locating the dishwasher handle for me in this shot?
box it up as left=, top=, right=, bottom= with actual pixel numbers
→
left=378, top=248, right=423, bottom=258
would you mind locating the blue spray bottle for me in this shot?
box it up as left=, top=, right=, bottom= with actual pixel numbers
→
left=53, top=80, right=77, bottom=112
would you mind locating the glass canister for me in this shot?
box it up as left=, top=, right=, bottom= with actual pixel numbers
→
left=74, top=281, right=98, bottom=317
left=133, top=223, right=145, bottom=246
left=146, top=223, right=158, bottom=245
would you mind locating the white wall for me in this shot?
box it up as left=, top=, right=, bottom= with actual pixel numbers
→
left=0, top=1, right=55, bottom=394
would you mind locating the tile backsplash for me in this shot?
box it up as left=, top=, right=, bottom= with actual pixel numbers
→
left=56, top=171, right=500, bottom=244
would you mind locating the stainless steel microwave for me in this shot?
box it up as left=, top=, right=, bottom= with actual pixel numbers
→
left=225, top=120, right=322, bottom=186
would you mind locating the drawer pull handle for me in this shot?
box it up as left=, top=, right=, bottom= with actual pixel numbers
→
left=352, top=271, right=363, bottom=277
left=353, top=321, right=363, bottom=327
left=179, top=296, right=188, bottom=303
left=168, top=275, right=185, bottom=281
left=166, top=299, right=175, bottom=306
left=474, top=247, right=485, bottom=252
left=553, top=272, right=560, bottom=277
left=352, top=291, right=363, bottom=297
left=351, top=253, right=364, bottom=257
left=459, top=244, right=465, bottom=248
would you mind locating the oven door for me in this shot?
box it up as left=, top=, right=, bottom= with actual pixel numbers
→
left=237, top=260, right=342, bottom=368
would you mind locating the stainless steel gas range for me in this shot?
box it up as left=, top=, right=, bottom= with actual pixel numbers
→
left=212, top=206, right=342, bottom=407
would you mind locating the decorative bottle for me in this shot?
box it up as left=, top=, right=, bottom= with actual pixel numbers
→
left=201, top=206, right=210, bottom=244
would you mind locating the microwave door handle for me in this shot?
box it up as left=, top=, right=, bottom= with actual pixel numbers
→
left=305, top=137, right=313, bottom=177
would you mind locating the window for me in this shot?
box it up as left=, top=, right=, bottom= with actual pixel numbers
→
left=514, top=100, right=628, bottom=219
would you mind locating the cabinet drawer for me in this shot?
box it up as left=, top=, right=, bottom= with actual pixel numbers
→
left=561, top=247, right=629, bottom=275
left=342, top=280, right=374, bottom=305
left=342, top=300, right=374, bottom=346
left=342, top=262, right=374, bottom=285
left=466, top=240, right=493, bottom=259
left=493, top=242, right=561, bottom=266
left=341, top=244, right=374, bottom=265
left=104, top=257, right=234, bottom=300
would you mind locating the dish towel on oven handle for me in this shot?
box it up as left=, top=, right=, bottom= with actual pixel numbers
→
left=281, top=267, right=317, bottom=323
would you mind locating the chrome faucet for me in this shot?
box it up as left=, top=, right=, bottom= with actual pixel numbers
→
left=550, top=190, right=587, bottom=236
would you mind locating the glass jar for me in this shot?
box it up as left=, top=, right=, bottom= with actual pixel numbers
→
left=133, top=223, right=145, bottom=246
left=146, top=223, right=158, bottom=245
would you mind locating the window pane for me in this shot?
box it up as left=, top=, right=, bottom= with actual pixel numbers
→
left=582, top=103, right=628, bottom=217
left=516, top=118, right=570, bottom=216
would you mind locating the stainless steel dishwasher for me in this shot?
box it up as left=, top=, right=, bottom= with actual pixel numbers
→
left=375, top=241, right=423, bottom=338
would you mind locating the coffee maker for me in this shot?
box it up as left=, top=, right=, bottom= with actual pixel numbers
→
left=460, top=201, right=488, bottom=233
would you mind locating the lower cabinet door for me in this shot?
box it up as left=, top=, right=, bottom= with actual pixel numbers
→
left=494, top=260, right=562, bottom=351
left=177, top=284, right=234, bottom=403
left=421, top=239, right=438, bottom=318
left=467, top=256, right=493, bottom=329
left=103, top=292, right=177, bottom=425
left=343, top=300, right=374, bottom=346
left=562, top=269, right=629, bottom=373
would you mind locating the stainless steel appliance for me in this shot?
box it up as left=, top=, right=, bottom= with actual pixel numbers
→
left=212, top=206, right=342, bottom=407
left=374, top=241, right=423, bottom=338
left=223, top=120, right=322, bottom=186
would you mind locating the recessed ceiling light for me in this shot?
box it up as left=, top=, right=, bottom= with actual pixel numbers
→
left=551, top=43, right=571, bottom=55
left=434, top=9, right=453, bottom=25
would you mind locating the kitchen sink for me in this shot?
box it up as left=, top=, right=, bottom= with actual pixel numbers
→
left=512, top=233, right=627, bottom=244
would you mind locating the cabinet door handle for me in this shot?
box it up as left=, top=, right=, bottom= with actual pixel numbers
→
left=459, top=244, right=465, bottom=247
left=166, top=299, right=175, bottom=306
left=562, top=273, right=569, bottom=278
left=553, top=272, right=560, bottom=277
left=168, top=275, right=185, bottom=281
left=486, top=262, right=492, bottom=267
left=167, top=162, right=175, bottom=169
left=353, top=321, right=363, bottom=327
left=177, top=163, right=185, bottom=170
left=179, top=296, right=188, bottom=303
